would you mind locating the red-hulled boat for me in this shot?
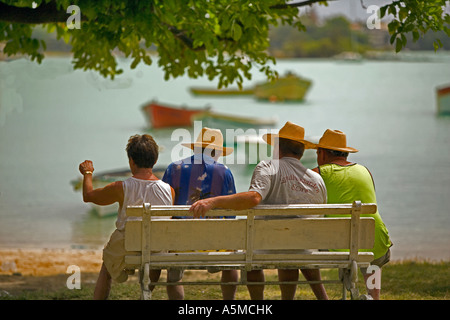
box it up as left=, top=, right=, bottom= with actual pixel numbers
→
left=141, top=101, right=209, bottom=128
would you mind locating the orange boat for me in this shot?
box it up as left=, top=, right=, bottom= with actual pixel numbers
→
left=141, top=101, right=209, bottom=128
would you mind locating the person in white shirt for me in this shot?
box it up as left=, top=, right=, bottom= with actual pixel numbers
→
left=79, top=134, right=174, bottom=300
left=190, top=122, right=329, bottom=300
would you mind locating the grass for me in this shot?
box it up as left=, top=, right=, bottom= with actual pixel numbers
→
left=1, top=260, right=449, bottom=300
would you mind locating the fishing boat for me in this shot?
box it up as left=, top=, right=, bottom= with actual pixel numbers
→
left=192, top=110, right=277, bottom=131
left=141, top=101, right=210, bottom=128
left=436, top=84, right=450, bottom=115
left=71, top=167, right=166, bottom=217
left=253, top=73, right=312, bottom=102
left=189, top=72, right=312, bottom=102
left=190, top=87, right=253, bottom=96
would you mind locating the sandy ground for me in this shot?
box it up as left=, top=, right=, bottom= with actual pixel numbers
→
left=0, top=248, right=103, bottom=276
left=0, top=248, right=103, bottom=297
left=0, top=248, right=227, bottom=298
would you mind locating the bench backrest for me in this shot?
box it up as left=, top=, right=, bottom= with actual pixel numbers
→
left=125, top=201, right=376, bottom=260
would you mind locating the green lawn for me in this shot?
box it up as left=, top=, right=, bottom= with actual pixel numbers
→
left=1, top=260, right=448, bottom=300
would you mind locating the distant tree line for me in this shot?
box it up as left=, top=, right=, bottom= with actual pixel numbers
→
left=268, top=14, right=450, bottom=58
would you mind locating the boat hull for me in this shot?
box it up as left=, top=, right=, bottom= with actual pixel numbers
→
left=193, top=111, right=277, bottom=131
left=253, top=75, right=312, bottom=102
left=190, top=87, right=253, bottom=96
left=142, top=102, right=207, bottom=128
left=437, top=85, right=450, bottom=115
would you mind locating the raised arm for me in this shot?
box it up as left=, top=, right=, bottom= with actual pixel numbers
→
left=79, top=160, right=123, bottom=206
left=189, top=191, right=262, bottom=218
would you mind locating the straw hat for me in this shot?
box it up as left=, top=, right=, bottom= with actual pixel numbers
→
left=262, top=121, right=315, bottom=149
left=312, top=129, right=358, bottom=153
left=182, top=127, right=233, bottom=156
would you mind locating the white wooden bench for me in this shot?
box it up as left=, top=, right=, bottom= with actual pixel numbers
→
left=123, top=201, right=376, bottom=300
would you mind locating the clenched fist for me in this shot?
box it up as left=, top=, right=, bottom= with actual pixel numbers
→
left=79, top=160, right=94, bottom=176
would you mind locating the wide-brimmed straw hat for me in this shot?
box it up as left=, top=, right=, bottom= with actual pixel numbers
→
left=182, top=127, right=233, bottom=156
left=312, top=129, right=358, bottom=153
left=262, top=121, right=315, bottom=149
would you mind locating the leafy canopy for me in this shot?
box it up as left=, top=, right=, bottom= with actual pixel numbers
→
left=0, top=0, right=449, bottom=87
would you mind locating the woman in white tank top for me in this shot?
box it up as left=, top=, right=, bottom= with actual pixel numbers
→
left=78, top=134, right=174, bottom=299
left=117, top=177, right=172, bottom=230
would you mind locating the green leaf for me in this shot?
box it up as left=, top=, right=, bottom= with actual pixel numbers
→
left=395, top=38, right=403, bottom=53
left=232, top=23, right=242, bottom=41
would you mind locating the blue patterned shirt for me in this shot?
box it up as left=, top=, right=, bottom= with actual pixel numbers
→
left=162, top=154, right=236, bottom=218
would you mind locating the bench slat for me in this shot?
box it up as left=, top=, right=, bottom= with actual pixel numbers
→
left=125, top=203, right=377, bottom=217
left=253, top=218, right=374, bottom=250
left=125, top=219, right=247, bottom=251
left=124, top=252, right=373, bottom=269
left=125, top=217, right=374, bottom=252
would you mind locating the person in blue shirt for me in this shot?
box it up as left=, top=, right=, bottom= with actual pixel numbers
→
left=162, top=127, right=237, bottom=300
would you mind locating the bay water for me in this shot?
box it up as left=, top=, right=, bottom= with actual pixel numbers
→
left=1, top=54, right=449, bottom=261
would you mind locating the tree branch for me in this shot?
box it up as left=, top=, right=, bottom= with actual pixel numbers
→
left=0, top=1, right=68, bottom=24
left=270, top=0, right=337, bottom=10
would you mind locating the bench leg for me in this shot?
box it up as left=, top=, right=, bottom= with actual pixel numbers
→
left=340, top=261, right=361, bottom=300
left=140, top=263, right=152, bottom=300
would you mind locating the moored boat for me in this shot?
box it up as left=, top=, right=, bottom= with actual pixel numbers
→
left=192, top=110, right=277, bottom=131
left=190, top=87, right=254, bottom=96
left=253, top=73, right=312, bottom=102
left=141, top=101, right=210, bottom=128
left=436, top=85, right=450, bottom=115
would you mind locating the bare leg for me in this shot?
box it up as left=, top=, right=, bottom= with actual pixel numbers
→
left=301, top=269, right=329, bottom=300
left=221, top=270, right=238, bottom=300
left=167, top=269, right=185, bottom=300
left=94, top=263, right=112, bottom=300
left=148, top=269, right=161, bottom=292
left=278, top=269, right=299, bottom=300
left=246, top=270, right=265, bottom=300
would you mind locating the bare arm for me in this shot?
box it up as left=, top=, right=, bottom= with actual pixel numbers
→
left=189, top=191, right=262, bottom=218
left=79, top=160, right=123, bottom=206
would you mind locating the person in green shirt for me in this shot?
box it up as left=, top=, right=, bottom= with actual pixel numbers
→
left=311, top=129, right=392, bottom=300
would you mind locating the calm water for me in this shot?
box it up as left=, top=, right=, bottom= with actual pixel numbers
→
left=1, top=55, right=449, bottom=261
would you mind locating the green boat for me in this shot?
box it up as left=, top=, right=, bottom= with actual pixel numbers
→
left=253, top=73, right=312, bottom=102
left=189, top=73, right=312, bottom=102
left=190, top=87, right=254, bottom=96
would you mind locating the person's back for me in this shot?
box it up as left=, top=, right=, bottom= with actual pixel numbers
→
left=312, top=129, right=392, bottom=299
left=79, top=134, right=174, bottom=299
left=163, top=153, right=235, bottom=205
left=318, top=163, right=390, bottom=260
left=250, top=157, right=326, bottom=207
left=162, top=128, right=238, bottom=300
left=116, top=177, right=173, bottom=229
